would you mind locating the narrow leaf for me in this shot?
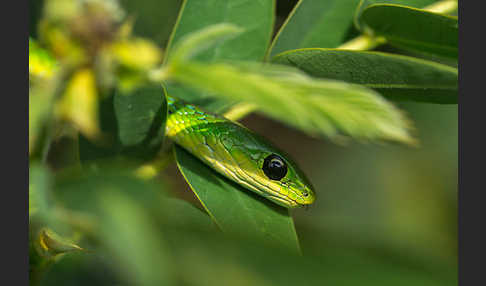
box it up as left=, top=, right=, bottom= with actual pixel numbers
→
left=36, top=228, right=84, bottom=257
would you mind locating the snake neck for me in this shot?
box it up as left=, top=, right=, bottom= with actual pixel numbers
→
left=167, top=95, right=188, bottom=115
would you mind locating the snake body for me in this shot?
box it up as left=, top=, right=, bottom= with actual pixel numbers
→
left=166, top=95, right=315, bottom=208
left=28, top=40, right=315, bottom=208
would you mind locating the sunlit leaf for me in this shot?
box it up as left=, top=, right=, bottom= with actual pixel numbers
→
left=29, top=38, right=58, bottom=80
left=35, top=228, right=84, bottom=258
left=168, top=60, right=414, bottom=144
left=29, top=39, right=59, bottom=154
left=111, top=38, right=162, bottom=70
left=55, top=68, right=100, bottom=138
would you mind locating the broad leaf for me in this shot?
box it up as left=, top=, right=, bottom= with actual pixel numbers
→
left=79, top=84, right=167, bottom=162
left=168, top=23, right=243, bottom=63
left=272, top=49, right=457, bottom=103
left=97, top=193, right=174, bottom=286
left=360, top=4, right=458, bottom=58
left=174, top=146, right=301, bottom=253
left=269, top=0, right=361, bottom=58
left=165, top=24, right=414, bottom=143
left=164, top=0, right=275, bottom=113
left=118, top=0, right=182, bottom=47
left=114, top=85, right=167, bottom=158
left=354, top=0, right=437, bottom=30
left=53, top=169, right=177, bottom=286
left=168, top=60, right=414, bottom=144
left=165, top=0, right=274, bottom=63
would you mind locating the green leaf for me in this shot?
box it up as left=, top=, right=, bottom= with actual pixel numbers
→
left=97, top=192, right=174, bottom=286
left=272, top=49, right=457, bottom=103
left=29, top=38, right=59, bottom=155
left=165, top=0, right=275, bottom=63
left=360, top=4, right=458, bottom=58
left=118, top=0, right=182, bottom=47
left=168, top=23, right=243, bottom=63
left=164, top=83, right=240, bottom=114
left=79, top=84, right=167, bottom=162
left=35, top=228, right=84, bottom=257
left=163, top=0, right=275, bottom=112
left=29, top=163, right=51, bottom=218
left=53, top=168, right=177, bottom=286
left=169, top=60, right=414, bottom=144
left=268, top=0, right=361, bottom=58
left=354, top=0, right=437, bottom=30
left=29, top=38, right=58, bottom=79
left=174, top=146, right=301, bottom=253
left=114, top=84, right=167, bottom=158
left=55, top=68, right=100, bottom=139
left=160, top=23, right=243, bottom=113
left=29, top=83, right=55, bottom=155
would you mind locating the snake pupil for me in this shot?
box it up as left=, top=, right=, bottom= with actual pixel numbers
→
left=263, top=154, right=288, bottom=180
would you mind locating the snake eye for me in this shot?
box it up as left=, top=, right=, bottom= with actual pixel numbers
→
left=263, top=154, right=288, bottom=181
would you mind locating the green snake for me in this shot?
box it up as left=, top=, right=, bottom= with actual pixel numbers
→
left=28, top=39, right=315, bottom=208
left=166, top=95, right=316, bottom=208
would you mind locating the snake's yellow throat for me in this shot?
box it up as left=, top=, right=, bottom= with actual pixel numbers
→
left=166, top=95, right=316, bottom=208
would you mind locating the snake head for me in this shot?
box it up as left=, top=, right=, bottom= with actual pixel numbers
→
left=256, top=152, right=316, bottom=208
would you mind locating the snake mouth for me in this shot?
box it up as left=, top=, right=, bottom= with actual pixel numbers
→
left=266, top=194, right=300, bottom=208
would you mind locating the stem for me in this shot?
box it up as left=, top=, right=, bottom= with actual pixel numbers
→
left=338, top=35, right=385, bottom=51
left=135, top=146, right=175, bottom=180
left=424, top=0, right=458, bottom=13
left=337, top=0, right=458, bottom=51
left=149, top=66, right=171, bottom=82
left=223, top=103, right=257, bottom=121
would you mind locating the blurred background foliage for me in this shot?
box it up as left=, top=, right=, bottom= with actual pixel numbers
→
left=29, top=0, right=457, bottom=285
